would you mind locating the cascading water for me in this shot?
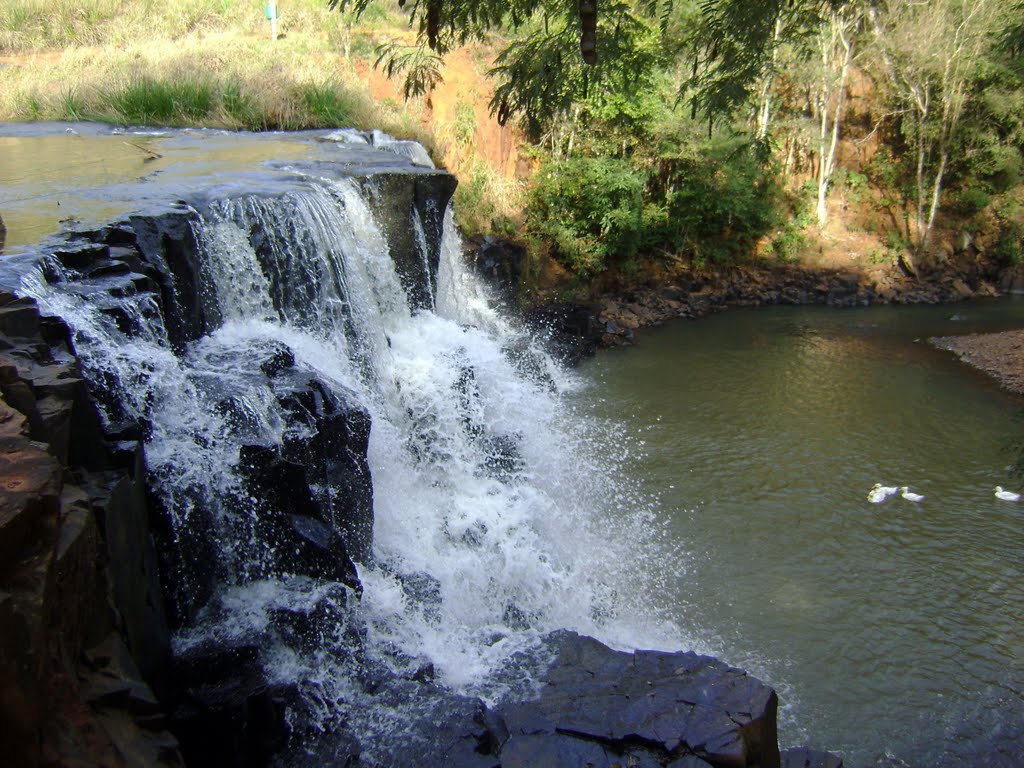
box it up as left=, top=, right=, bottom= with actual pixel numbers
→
left=20, top=168, right=690, bottom=763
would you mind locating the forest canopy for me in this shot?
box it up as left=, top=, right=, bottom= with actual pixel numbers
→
left=332, top=0, right=1024, bottom=281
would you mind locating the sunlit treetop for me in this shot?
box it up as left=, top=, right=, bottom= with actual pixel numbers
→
left=326, top=1, right=858, bottom=132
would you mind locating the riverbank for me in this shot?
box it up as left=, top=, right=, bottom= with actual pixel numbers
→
left=477, top=234, right=1024, bottom=362
left=930, top=329, right=1024, bottom=396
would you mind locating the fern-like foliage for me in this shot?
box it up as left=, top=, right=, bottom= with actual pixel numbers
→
left=374, top=40, right=444, bottom=99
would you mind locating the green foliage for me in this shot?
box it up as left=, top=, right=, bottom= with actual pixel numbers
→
left=490, top=1, right=665, bottom=136
left=451, top=101, right=477, bottom=147
left=643, top=138, right=782, bottom=264
left=108, top=76, right=214, bottom=125
left=838, top=169, right=868, bottom=204
left=453, top=160, right=525, bottom=237
left=526, top=133, right=783, bottom=275
left=951, top=186, right=992, bottom=216
left=298, top=81, right=355, bottom=126
left=374, top=41, right=444, bottom=100
left=528, top=157, right=645, bottom=277
left=769, top=199, right=813, bottom=263
left=59, top=85, right=85, bottom=121
left=994, top=222, right=1024, bottom=266
left=454, top=161, right=497, bottom=234
left=221, top=80, right=266, bottom=130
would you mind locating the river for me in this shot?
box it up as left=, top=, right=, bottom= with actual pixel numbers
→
left=572, top=300, right=1024, bottom=767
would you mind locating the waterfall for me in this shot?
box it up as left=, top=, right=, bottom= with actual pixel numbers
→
left=21, top=171, right=685, bottom=762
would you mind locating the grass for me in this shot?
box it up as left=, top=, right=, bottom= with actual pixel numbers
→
left=109, top=76, right=215, bottom=125
left=0, top=3, right=428, bottom=134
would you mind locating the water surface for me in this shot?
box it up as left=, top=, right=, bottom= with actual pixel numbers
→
left=574, top=301, right=1024, bottom=767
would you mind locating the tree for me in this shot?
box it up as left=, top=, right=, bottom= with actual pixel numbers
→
left=329, top=0, right=672, bottom=132
left=811, top=2, right=862, bottom=226
left=681, top=1, right=846, bottom=138
left=868, top=0, right=1003, bottom=268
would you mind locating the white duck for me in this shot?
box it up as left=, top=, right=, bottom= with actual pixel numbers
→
left=900, top=486, right=925, bottom=502
left=867, top=483, right=899, bottom=503
left=994, top=486, right=1021, bottom=502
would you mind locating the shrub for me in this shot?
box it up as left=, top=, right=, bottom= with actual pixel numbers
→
left=644, top=140, right=782, bottom=264
left=952, top=186, right=992, bottom=216
left=527, top=157, right=645, bottom=277
left=994, top=222, right=1024, bottom=267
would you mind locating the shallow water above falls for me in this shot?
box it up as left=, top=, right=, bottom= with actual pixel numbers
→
left=572, top=300, right=1024, bottom=767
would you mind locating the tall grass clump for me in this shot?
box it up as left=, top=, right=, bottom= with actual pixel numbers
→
left=220, top=79, right=268, bottom=130
left=108, top=76, right=215, bottom=125
left=298, top=81, right=356, bottom=128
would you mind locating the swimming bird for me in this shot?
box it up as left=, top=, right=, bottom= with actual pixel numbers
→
left=900, top=487, right=925, bottom=502
left=994, top=486, right=1020, bottom=502
left=867, top=483, right=899, bottom=503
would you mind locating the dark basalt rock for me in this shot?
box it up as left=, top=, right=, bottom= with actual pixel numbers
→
left=273, top=376, right=374, bottom=563
left=360, top=172, right=459, bottom=311
left=270, top=587, right=364, bottom=656
left=168, top=643, right=292, bottom=768
left=493, top=630, right=781, bottom=768
left=297, top=629, right=822, bottom=768
left=237, top=444, right=361, bottom=593
left=523, top=302, right=602, bottom=365
left=124, top=208, right=211, bottom=348
left=472, top=237, right=526, bottom=305
left=0, top=292, right=181, bottom=768
left=260, top=342, right=296, bottom=378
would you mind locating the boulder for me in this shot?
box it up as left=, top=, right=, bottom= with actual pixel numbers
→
left=273, top=376, right=374, bottom=562
left=237, top=444, right=361, bottom=592
left=494, top=631, right=781, bottom=768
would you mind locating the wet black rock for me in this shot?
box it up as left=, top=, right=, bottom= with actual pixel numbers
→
left=359, top=171, right=459, bottom=311
left=260, top=342, right=296, bottom=377
left=493, top=630, right=782, bottom=768
left=169, top=643, right=293, bottom=768
left=274, top=376, right=374, bottom=562
left=473, top=237, right=526, bottom=304
left=237, top=443, right=362, bottom=593
left=523, top=302, right=602, bottom=365
left=270, top=588, right=364, bottom=655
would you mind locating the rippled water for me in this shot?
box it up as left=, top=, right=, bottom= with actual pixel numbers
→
left=573, top=300, right=1024, bottom=767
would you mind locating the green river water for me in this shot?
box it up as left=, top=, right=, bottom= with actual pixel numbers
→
left=573, top=300, right=1024, bottom=767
